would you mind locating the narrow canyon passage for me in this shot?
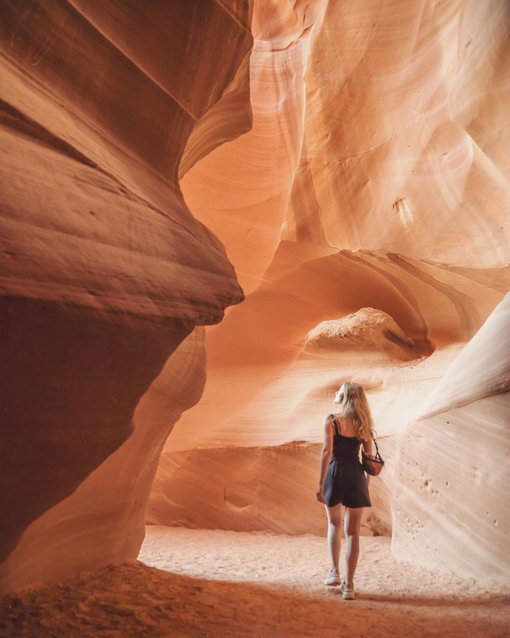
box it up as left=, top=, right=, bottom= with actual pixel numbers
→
left=1, top=0, right=510, bottom=635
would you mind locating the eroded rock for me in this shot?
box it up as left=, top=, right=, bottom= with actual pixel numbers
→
left=304, top=308, right=417, bottom=358
left=0, top=0, right=252, bottom=592
left=392, top=295, right=510, bottom=583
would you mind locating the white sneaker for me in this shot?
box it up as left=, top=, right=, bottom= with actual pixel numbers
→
left=323, top=568, right=340, bottom=586
left=341, top=581, right=355, bottom=600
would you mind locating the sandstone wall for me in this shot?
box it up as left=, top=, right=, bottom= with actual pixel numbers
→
left=148, top=0, right=510, bottom=581
left=2, top=0, right=509, bottom=592
left=0, top=0, right=252, bottom=593
left=392, top=295, right=510, bottom=583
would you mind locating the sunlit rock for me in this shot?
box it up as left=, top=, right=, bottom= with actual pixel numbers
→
left=304, top=308, right=417, bottom=358
left=1, top=0, right=509, bottom=594
left=392, top=295, right=510, bottom=584
left=149, top=0, right=510, bottom=567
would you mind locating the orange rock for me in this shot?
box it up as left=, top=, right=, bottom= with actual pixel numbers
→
left=0, top=1, right=251, bottom=593
left=2, top=0, right=510, bottom=593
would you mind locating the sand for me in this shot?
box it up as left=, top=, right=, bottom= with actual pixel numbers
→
left=1, top=525, right=509, bottom=637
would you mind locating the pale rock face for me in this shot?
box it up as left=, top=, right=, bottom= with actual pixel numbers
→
left=305, top=308, right=417, bottom=358
left=392, top=295, right=510, bottom=584
left=149, top=0, right=510, bottom=584
left=285, top=0, right=510, bottom=266
left=180, top=0, right=329, bottom=293
left=0, top=1, right=251, bottom=593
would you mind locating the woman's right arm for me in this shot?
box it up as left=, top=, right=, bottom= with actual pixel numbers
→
left=316, top=416, right=333, bottom=502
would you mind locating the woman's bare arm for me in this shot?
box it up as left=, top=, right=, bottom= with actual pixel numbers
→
left=362, top=438, right=373, bottom=457
left=316, top=416, right=334, bottom=502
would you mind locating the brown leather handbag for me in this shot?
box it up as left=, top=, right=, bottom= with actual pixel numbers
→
left=362, top=438, right=384, bottom=476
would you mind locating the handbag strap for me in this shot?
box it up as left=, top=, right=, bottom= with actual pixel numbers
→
left=370, top=436, right=383, bottom=461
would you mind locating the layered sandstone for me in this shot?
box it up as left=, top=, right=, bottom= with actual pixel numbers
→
left=180, top=0, right=329, bottom=293
left=148, top=0, right=510, bottom=584
left=285, top=0, right=510, bottom=267
left=148, top=246, right=508, bottom=536
left=1, top=0, right=509, bottom=594
left=0, top=0, right=251, bottom=593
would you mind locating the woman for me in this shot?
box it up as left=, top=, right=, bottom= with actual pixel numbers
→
left=316, top=382, right=374, bottom=600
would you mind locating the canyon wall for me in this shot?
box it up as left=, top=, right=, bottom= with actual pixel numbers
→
left=1, top=0, right=509, bottom=592
left=148, top=0, right=510, bottom=581
left=0, top=0, right=252, bottom=593
left=392, top=294, right=510, bottom=582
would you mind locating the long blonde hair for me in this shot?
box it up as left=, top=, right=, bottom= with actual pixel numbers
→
left=336, top=382, right=374, bottom=441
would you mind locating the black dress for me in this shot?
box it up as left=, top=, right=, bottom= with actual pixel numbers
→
left=323, top=415, right=371, bottom=508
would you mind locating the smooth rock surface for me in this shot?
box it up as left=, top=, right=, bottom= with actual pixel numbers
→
left=149, top=0, right=510, bottom=586
left=2, top=0, right=510, bottom=594
left=392, top=295, right=510, bottom=584
left=0, top=0, right=251, bottom=593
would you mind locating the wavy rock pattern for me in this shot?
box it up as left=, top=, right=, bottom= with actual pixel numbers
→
left=149, top=243, right=507, bottom=534
left=149, top=0, right=510, bottom=585
left=392, top=295, right=510, bottom=583
left=155, top=244, right=506, bottom=450
left=180, top=0, right=329, bottom=292
left=0, top=1, right=252, bottom=592
left=1, top=0, right=510, bottom=593
left=286, top=0, right=510, bottom=266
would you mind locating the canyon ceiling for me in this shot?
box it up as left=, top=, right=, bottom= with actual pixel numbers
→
left=0, top=0, right=509, bottom=593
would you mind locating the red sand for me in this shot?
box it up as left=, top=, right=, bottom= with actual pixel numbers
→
left=1, top=526, right=508, bottom=637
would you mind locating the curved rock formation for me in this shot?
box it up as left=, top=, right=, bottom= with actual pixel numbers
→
left=305, top=308, right=423, bottom=358
left=0, top=0, right=252, bottom=592
left=148, top=0, right=510, bottom=572
left=151, top=242, right=507, bottom=450
left=148, top=242, right=507, bottom=535
left=285, top=0, right=510, bottom=266
left=180, top=0, right=329, bottom=293
left=392, top=294, right=510, bottom=583
left=2, top=0, right=510, bottom=593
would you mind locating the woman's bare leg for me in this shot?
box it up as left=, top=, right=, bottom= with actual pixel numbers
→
left=343, top=507, right=363, bottom=586
left=325, top=504, right=343, bottom=572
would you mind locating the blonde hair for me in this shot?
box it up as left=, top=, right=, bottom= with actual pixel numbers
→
left=336, top=382, right=374, bottom=441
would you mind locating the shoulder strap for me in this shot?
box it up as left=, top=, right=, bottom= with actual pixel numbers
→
left=329, top=414, right=340, bottom=436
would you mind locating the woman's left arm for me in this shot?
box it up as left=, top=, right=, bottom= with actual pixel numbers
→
left=316, top=416, right=333, bottom=502
left=362, top=438, right=373, bottom=457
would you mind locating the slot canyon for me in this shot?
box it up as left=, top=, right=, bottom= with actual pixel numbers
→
left=1, top=1, right=509, bottom=636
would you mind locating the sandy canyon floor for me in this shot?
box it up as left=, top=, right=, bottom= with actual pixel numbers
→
left=1, top=525, right=509, bottom=637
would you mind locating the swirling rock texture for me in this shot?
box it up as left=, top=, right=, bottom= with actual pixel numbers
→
left=148, top=0, right=510, bottom=582
left=1, top=0, right=509, bottom=594
left=0, top=0, right=252, bottom=593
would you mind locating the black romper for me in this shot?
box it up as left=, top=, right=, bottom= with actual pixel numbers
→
left=323, top=415, right=371, bottom=508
